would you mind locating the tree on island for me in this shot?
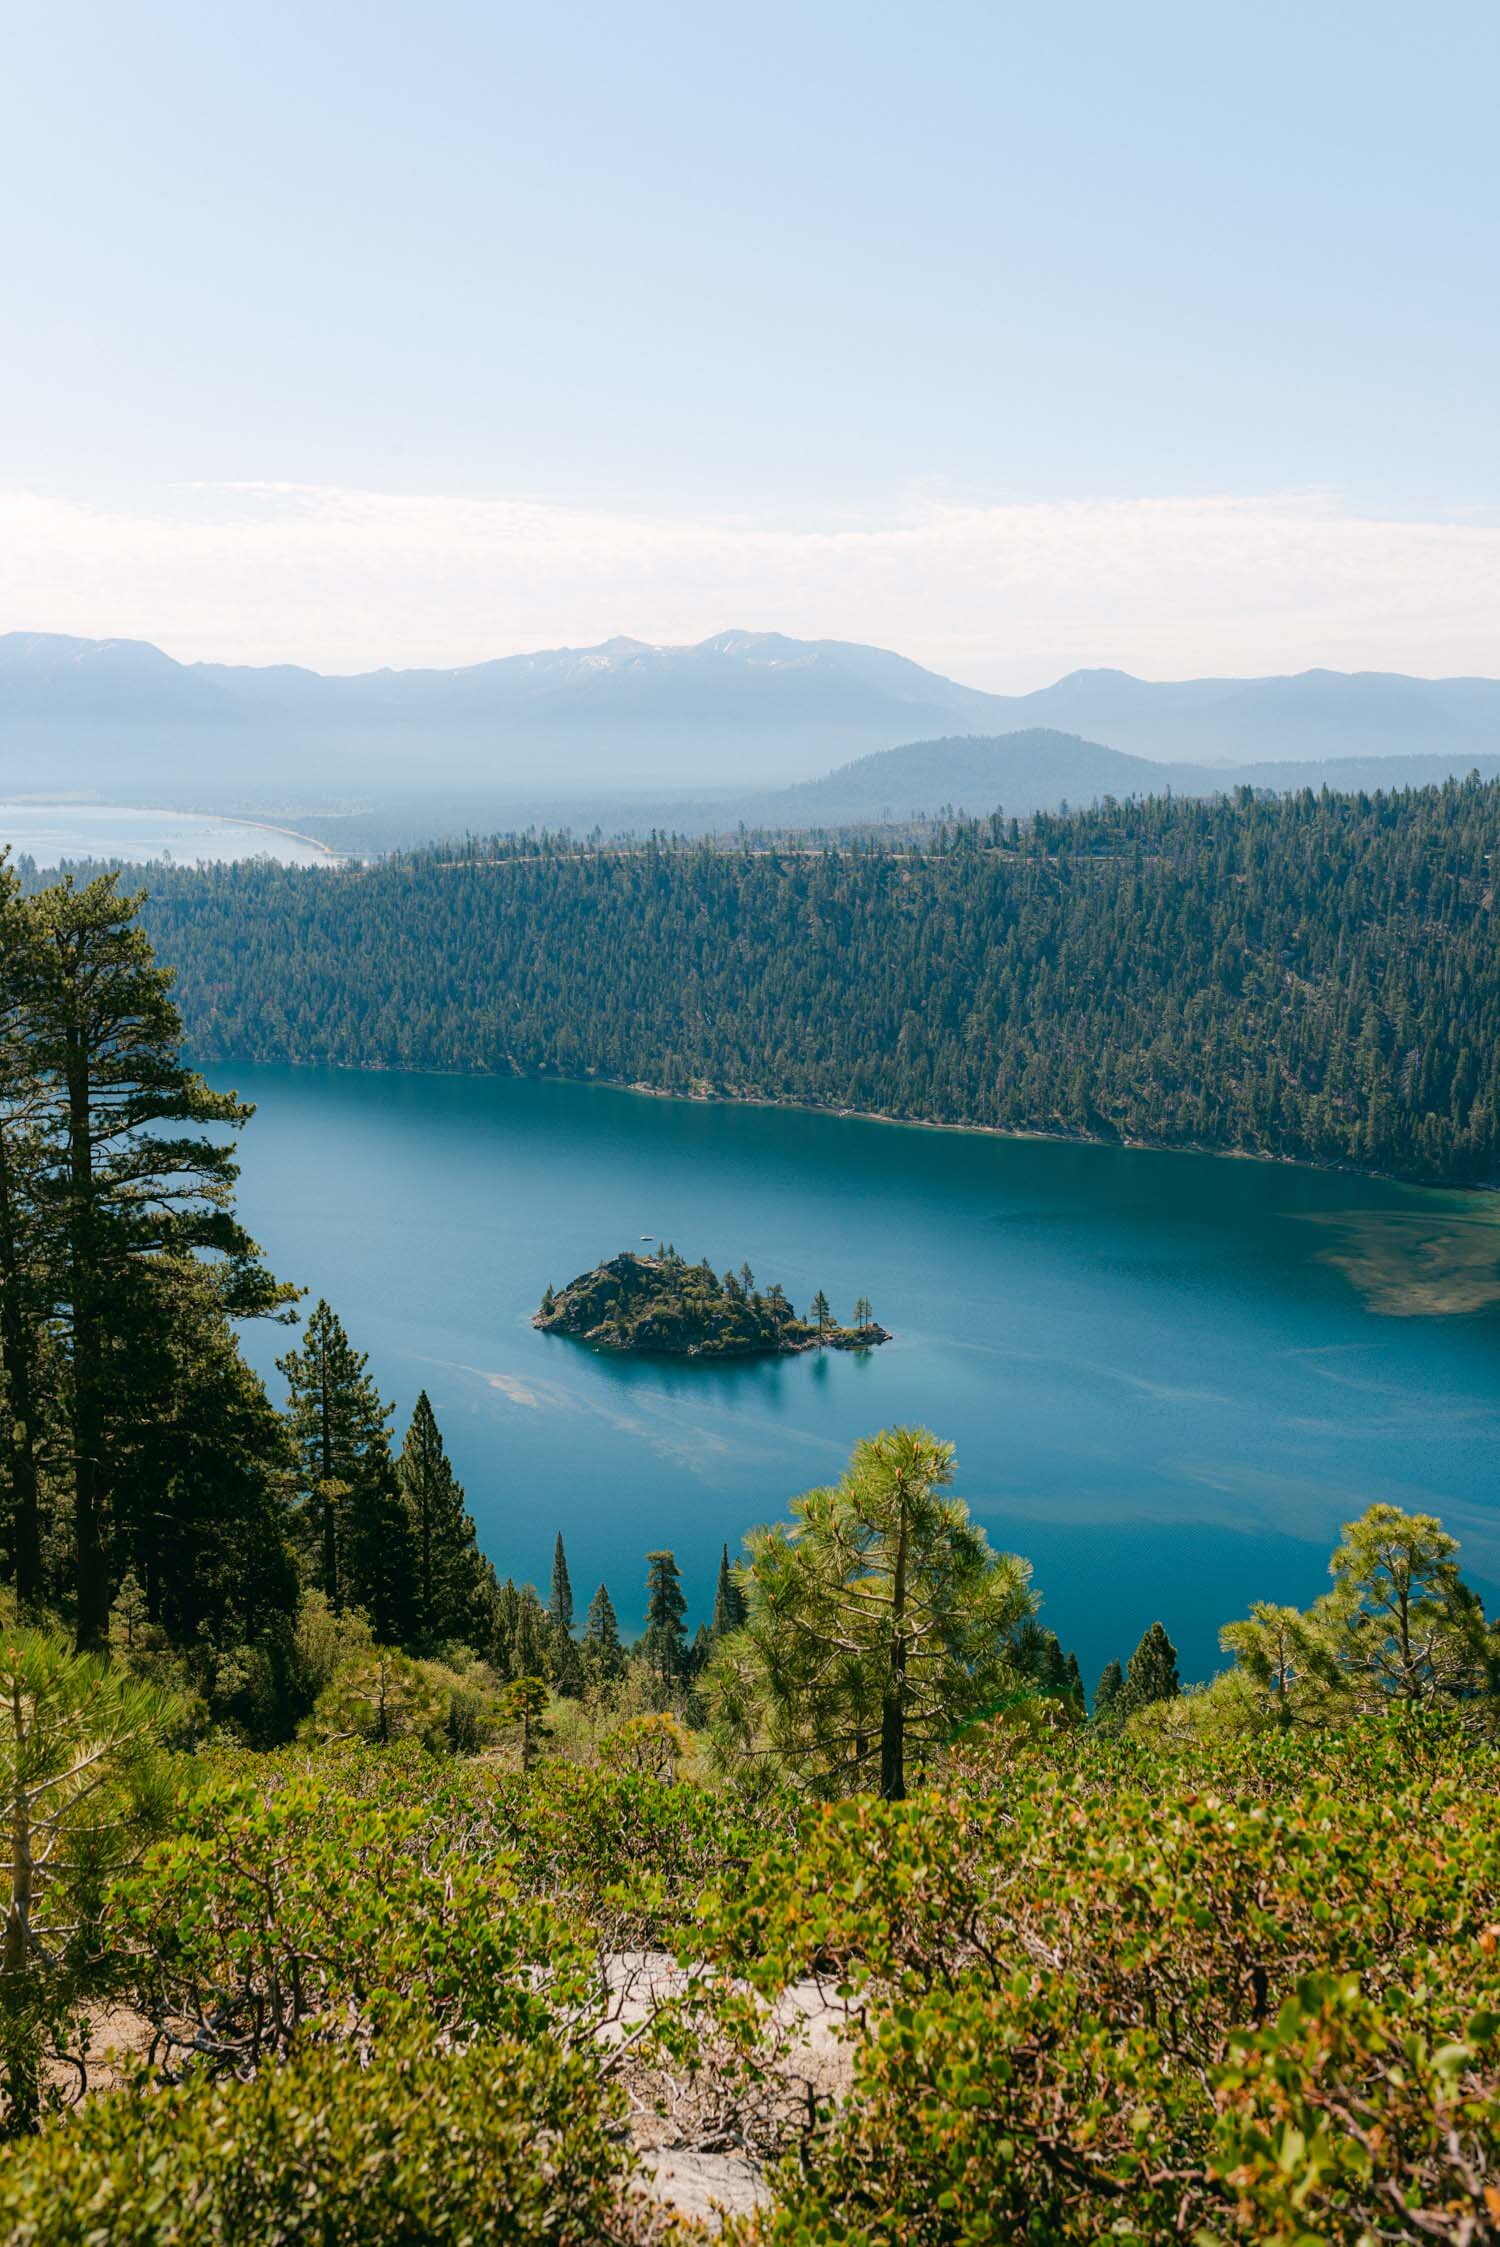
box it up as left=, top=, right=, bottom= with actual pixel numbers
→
left=810, top=1289, right=833, bottom=1337
left=708, top=1426, right=1034, bottom=1800
left=853, top=1295, right=874, bottom=1330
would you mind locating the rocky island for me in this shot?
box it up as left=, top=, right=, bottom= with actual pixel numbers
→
left=534, top=1247, right=890, bottom=1358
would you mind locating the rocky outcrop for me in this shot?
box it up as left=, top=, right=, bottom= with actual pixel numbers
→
left=534, top=1251, right=890, bottom=1359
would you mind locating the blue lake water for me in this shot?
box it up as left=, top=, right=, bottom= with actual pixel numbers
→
left=219, top=1065, right=1500, bottom=1691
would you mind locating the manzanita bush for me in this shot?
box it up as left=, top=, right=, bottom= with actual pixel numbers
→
left=0, top=1709, right=1494, bottom=2241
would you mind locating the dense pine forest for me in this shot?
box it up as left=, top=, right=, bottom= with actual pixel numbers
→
left=134, top=776, right=1500, bottom=1185
left=0, top=859, right=1497, bottom=2235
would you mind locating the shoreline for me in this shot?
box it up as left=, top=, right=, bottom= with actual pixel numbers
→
left=0, top=799, right=346, bottom=865
left=207, top=1052, right=1498, bottom=1198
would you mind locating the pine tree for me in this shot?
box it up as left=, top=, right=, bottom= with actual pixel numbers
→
left=278, top=1302, right=395, bottom=1617
left=810, top=1289, right=833, bottom=1336
left=1118, top=1622, right=1181, bottom=1716
left=1092, top=1658, right=1124, bottom=1723
left=0, top=871, right=52, bottom=1611
left=580, top=1581, right=625, bottom=1686
left=712, top=1543, right=747, bottom=1637
left=547, top=1531, right=581, bottom=1696
left=1063, top=1650, right=1085, bottom=1708
left=549, top=1532, right=574, bottom=1636
left=642, top=1550, right=688, bottom=1684
left=854, top=1295, right=874, bottom=1330
left=712, top=1427, right=1033, bottom=1800
left=17, top=872, right=293, bottom=1647
left=397, top=1392, right=484, bottom=1648
left=489, top=1579, right=552, bottom=1682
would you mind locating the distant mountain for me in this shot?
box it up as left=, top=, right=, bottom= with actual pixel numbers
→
left=0, top=628, right=1005, bottom=795
left=981, top=666, right=1500, bottom=765
left=4, top=630, right=1499, bottom=807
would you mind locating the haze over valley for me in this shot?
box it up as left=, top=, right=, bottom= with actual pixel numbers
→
left=7, top=626, right=1500, bottom=857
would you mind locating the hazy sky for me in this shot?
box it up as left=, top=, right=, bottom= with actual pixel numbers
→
left=3, top=0, right=1497, bottom=686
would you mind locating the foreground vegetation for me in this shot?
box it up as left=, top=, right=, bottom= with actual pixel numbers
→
left=2, top=854, right=1498, bottom=2236
left=138, top=775, right=1500, bottom=1183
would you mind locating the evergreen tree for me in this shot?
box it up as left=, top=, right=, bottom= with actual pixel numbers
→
left=278, top=1302, right=395, bottom=1617
left=1321, top=1503, right=1494, bottom=1706
left=17, top=872, right=293, bottom=1648
left=853, top=1295, right=874, bottom=1330
left=810, top=1289, right=833, bottom=1336
left=0, top=881, right=52, bottom=1613
left=343, top=1463, right=418, bottom=1647
left=547, top=1531, right=581, bottom=1695
left=580, top=1581, right=625, bottom=1686
left=488, top=1579, right=552, bottom=1682
left=549, top=1532, right=574, bottom=1636
left=1093, top=1659, right=1124, bottom=1723
left=397, top=1392, right=484, bottom=1648
left=710, top=1427, right=1033, bottom=1800
left=642, top=1550, right=688, bottom=1684
left=114, top=1274, right=299, bottom=1668
left=712, top=1543, right=747, bottom=1637
left=1063, top=1650, right=1085, bottom=1708
left=1118, top=1622, right=1181, bottom=1716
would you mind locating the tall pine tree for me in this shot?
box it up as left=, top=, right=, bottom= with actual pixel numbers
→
left=397, top=1391, right=484, bottom=1648
left=580, top=1581, right=625, bottom=1686
left=17, top=872, right=293, bottom=1647
left=278, top=1302, right=404, bottom=1625
left=548, top=1531, right=581, bottom=1695
left=712, top=1543, right=747, bottom=1637
left=642, top=1549, right=688, bottom=1684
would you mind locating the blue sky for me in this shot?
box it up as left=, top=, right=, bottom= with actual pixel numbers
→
left=2, top=1, right=1497, bottom=683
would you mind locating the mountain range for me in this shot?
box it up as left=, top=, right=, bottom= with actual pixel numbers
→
left=5, top=630, right=1500, bottom=816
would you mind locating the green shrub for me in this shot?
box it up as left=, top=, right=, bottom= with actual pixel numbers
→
left=705, top=1719, right=1500, bottom=2242
left=0, top=2030, right=666, bottom=2244
left=113, top=1765, right=595, bottom=2068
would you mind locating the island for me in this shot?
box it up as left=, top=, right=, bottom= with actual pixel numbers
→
left=534, top=1248, right=891, bottom=1358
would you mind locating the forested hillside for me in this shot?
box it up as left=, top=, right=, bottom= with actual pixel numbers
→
left=140, top=777, right=1500, bottom=1184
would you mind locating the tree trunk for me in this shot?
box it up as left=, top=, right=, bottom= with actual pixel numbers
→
left=0, top=1130, right=43, bottom=1609
left=64, top=1026, right=108, bottom=1652
left=880, top=1498, right=910, bottom=1801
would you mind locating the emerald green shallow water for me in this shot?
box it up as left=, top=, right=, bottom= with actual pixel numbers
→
left=221, top=1066, right=1500, bottom=1690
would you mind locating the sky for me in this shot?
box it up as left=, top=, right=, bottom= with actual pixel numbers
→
left=3, top=0, right=1497, bottom=688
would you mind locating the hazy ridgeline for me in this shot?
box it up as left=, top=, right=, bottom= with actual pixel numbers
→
left=140, top=776, right=1500, bottom=1186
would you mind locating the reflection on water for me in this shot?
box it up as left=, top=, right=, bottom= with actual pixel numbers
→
left=217, top=1066, right=1500, bottom=1689
left=1303, top=1203, right=1500, bottom=1316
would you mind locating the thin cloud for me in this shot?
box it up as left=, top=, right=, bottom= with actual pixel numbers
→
left=2, top=482, right=1498, bottom=689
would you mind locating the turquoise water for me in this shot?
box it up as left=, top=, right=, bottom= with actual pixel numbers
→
left=220, top=1066, right=1500, bottom=1691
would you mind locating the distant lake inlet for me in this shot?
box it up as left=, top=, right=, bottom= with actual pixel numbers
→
left=0, top=802, right=337, bottom=868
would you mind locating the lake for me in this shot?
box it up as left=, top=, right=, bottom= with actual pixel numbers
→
left=220, top=1065, right=1500, bottom=1691
left=0, top=802, right=336, bottom=868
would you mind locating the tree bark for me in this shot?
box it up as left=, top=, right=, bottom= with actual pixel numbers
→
left=880, top=1493, right=910, bottom=1801
left=0, top=1130, right=43, bottom=1609
left=64, top=1022, right=108, bottom=1652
